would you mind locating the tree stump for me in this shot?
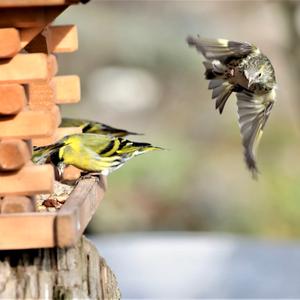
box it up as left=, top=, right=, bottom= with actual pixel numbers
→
left=0, top=236, right=121, bottom=299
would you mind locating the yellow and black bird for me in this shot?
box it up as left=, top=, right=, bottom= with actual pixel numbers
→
left=33, top=133, right=162, bottom=177
left=60, top=117, right=142, bottom=137
left=187, top=36, right=277, bottom=176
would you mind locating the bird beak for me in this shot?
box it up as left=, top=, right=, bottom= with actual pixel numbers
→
left=248, top=78, right=254, bottom=88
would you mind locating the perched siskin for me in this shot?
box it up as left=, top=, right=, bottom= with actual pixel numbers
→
left=60, top=117, right=142, bottom=137
left=33, top=133, right=162, bottom=177
left=187, top=36, right=277, bottom=176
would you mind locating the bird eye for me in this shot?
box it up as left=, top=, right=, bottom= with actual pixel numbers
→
left=258, top=72, right=262, bottom=77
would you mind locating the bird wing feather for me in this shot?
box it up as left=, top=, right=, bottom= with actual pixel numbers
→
left=187, top=36, right=256, bottom=61
left=70, top=133, right=114, bottom=153
left=236, top=90, right=273, bottom=176
left=62, top=142, right=121, bottom=173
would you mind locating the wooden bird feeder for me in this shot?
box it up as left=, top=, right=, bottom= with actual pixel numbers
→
left=0, top=2, right=120, bottom=298
left=0, top=0, right=106, bottom=249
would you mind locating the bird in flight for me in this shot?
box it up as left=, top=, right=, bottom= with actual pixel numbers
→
left=187, top=36, right=277, bottom=177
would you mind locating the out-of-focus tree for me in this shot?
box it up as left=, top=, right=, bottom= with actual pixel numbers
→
left=281, top=1, right=300, bottom=109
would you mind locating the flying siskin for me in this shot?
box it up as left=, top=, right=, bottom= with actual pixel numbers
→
left=60, top=117, right=142, bottom=137
left=187, top=36, right=277, bottom=176
left=33, top=133, right=162, bottom=177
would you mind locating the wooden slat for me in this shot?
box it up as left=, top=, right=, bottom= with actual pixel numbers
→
left=28, top=79, right=56, bottom=110
left=0, top=139, right=31, bottom=171
left=56, top=177, right=106, bottom=247
left=0, top=164, right=54, bottom=196
left=32, top=126, right=82, bottom=146
left=20, top=25, right=77, bottom=53
left=51, top=104, right=61, bottom=127
left=1, top=196, right=34, bottom=213
left=19, top=27, right=44, bottom=48
left=0, top=53, right=53, bottom=83
left=0, top=213, right=56, bottom=250
left=0, top=7, right=66, bottom=28
left=25, top=24, right=78, bottom=53
left=0, top=28, right=21, bottom=58
left=0, top=0, right=80, bottom=7
left=49, top=25, right=78, bottom=53
left=0, top=110, right=57, bottom=139
left=47, top=54, right=58, bottom=78
left=0, top=84, right=26, bottom=115
left=24, top=26, right=51, bottom=54
left=54, top=75, right=81, bottom=104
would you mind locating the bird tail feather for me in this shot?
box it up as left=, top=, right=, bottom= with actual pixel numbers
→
left=32, top=141, right=64, bottom=164
left=213, top=83, right=234, bottom=114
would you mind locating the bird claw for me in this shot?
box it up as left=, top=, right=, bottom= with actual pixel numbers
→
left=56, top=162, right=65, bottom=180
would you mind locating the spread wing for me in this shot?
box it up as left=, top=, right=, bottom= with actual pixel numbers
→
left=236, top=90, right=274, bottom=177
left=187, top=36, right=257, bottom=62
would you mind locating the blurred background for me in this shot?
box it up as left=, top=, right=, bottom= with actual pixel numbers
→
left=57, top=0, right=300, bottom=298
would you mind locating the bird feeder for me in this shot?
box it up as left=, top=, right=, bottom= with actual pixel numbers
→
left=0, top=2, right=120, bottom=298
left=0, top=0, right=106, bottom=249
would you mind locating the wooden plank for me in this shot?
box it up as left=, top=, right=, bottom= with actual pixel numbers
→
left=48, top=105, right=61, bottom=130
left=49, top=25, right=78, bottom=53
left=19, top=27, right=44, bottom=48
left=48, top=54, right=58, bottom=78
left=54, top=75, right=81, bottom=104
left=0, top=28, right=21, bottom=58
left=1, top=196, right=34, bottom=213
left=25, top=25, right=78, bottom=54
left=0, top=84, right=26, bottom=115
left=0, top=7, right=66, bottom=28
left=0, top=139, right=31, bottom=171
left=0, top=110, right=57, bottom=139
left=32, top=126, right=82, bottom=146
left=0, top=164, right=54, bottom=196
left=0, top=53, right=52, bottom=83
left=21, top=25, right=77, bottom=52
left=0, top=213, right=56, bottom=249
left=56, top=177, right=106, bottom=247
left=28, top=79, right=56, bottom=110
left=24, top=26, right=51, bottom=54
left=50, top=104, right=61, bottom=127
left=0, top=0, right=80, bottom=7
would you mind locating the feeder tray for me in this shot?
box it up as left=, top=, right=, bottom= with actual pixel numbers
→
left=0, top=176, right=106, bottom=250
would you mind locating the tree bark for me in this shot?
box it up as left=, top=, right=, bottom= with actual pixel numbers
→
left=0, top=236, right=121, bottom=299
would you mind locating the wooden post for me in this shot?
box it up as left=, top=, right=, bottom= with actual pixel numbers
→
left=0, top=236, right=121, bottom=299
